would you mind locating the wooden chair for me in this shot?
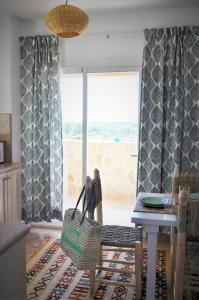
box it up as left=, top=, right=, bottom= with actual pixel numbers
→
left=174, top=186, right=199, bottom=300
left=87, top=169, right=142, bottom=300
left=172, top=173, right=199, bottom=199
left=171, top=173, right=199, bottom=294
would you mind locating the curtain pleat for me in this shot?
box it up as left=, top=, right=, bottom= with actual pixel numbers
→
left=20, top=35, right=63, bottom=222
left=138, top=27, right=199, bottom=193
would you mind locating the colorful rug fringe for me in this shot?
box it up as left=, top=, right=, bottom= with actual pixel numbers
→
left=26, top=239, right=168, bottom=300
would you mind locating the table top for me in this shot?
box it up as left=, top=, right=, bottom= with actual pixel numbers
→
left=131, top=192, right=177, bottom=227
left=134, top=192, right=176, bottom=215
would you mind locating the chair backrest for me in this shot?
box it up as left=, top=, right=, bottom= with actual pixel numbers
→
left=92, top=168, right=103, bottom=224
left=92, top=169, right=102, bottom=205
left=172, top=174, right=199, bottom=194
left=178, top=187, right=199, bottom=238
left=85, top=176, right=94, bottom=219
left=174, top=187, right=199, bottom=299
left=84, top=169, right=103, bottom=223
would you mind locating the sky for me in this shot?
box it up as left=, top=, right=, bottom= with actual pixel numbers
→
left=61, top=72, right=140, bottom=123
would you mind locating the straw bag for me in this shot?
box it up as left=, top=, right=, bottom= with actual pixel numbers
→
left=61, top=186, right=101, bottom=270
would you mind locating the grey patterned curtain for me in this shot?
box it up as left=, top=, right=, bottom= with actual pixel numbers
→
left=138, top=27, right=199, bottom=193
left=20, top=35, right=63, bottom=222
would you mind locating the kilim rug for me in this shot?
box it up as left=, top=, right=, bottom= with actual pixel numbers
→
left=26, top=239, right=168, bottom=300
left=26, top=235, right=52, bottom=263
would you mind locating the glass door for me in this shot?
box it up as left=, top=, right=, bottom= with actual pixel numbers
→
left=87, top=71, right=139, bottom=225
left=61, top=69, right=140, bottom=225
left=61, top=73, right=83, bottom=213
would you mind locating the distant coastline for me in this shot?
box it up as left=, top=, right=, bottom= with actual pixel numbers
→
left=63, top=121, right=138, bottom=142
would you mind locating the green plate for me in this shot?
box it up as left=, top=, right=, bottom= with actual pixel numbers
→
left=189, top=193, right=199, bottom=200
left=140, top=197, right=165, bottom=208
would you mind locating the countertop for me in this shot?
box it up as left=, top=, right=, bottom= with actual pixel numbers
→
left=0, top=223, right=30, bottom=255
left=0, top=162, right=21, bottom=174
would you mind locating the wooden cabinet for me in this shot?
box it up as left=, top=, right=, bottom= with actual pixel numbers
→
left=0, top=163, right=21, bottom=223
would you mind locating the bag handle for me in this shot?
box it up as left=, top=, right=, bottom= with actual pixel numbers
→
left=71, top=185, right=85, bottom=220
left=71, top=183, right=94, bottom=225
left=80, top=198, right=92, bottom=225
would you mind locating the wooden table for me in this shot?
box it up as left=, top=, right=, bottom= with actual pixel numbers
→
left=131, top=192, right=177, bottom=300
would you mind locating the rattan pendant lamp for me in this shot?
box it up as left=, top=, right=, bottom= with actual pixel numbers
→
left=45, top=0, right=89, bottom=38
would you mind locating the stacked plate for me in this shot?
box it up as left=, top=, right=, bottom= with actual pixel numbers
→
left=140, top=197, right=167, bottom=208
left=189, top=193, right=199, bottom=200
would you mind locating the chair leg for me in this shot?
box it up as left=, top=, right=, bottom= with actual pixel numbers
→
left=98, top=245, right=103, bottom=267
left=89, top=270, right=95, bottom=300
left=135, top=242, right=142, bottom=300
left=174, top=233, right=185, bottom=300
left=170, top=227, right=177, bottom=297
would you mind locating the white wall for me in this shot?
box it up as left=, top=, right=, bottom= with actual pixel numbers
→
left=10, top=17, right=37, bottom=161
left=60, top=5, right=199, bottom=68
left=0, top=4, right=199, bottom=161
left=0, top=15, right=36, bottom=161
left=34, top=5, right=199, bottom=68
left=0, top=15, right=12, bottom=112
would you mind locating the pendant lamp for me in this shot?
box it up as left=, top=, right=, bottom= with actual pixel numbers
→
left=45, top=1, right=89, bottom=38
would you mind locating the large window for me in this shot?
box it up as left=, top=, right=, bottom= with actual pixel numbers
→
left=61, top=68, right=140, bottom=225
left=60, top=73, right=83, bottom=212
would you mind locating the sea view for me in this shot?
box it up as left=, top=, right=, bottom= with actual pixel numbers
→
left=62, top=121, right=138, bottom=142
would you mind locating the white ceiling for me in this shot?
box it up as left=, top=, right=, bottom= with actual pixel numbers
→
left=0, top=0, right=198, bottom=20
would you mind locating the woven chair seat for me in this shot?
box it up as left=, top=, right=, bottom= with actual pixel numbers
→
left=185, top=241, right=199, bottom=261
left=101, top=225, right=142, bottom=247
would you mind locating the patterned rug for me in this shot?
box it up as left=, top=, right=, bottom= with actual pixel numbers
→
left=26, top=239, right=168, bottom=300
left=26, top=234, right=52, bottom=263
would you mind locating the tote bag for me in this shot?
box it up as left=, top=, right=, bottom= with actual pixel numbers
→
left=61, top=185, right=102, bottom=270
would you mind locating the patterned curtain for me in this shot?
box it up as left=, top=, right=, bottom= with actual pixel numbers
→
left=20, top=35, right=63, bottom=222
left=138, top=27, right=199, bottom=193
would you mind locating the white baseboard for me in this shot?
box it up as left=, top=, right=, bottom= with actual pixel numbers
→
left=30, top=220, right=63, bottom=229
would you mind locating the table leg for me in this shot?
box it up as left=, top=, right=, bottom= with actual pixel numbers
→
left=145, top=225, right=159, bottom=300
